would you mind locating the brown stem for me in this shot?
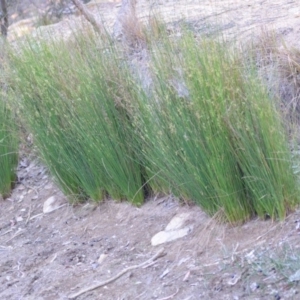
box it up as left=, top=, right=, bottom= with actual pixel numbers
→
left=113, top=0, right=138, bottom=40
left=0, top=0, right=8, bottom=37
left=71, top=0, right=103, bottom=36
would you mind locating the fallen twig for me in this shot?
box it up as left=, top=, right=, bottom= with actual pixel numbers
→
left=25, top=203, right=32, bottom=225
left=71, top=0, right=103, bottom=35
left=0, top=229, right=12, bottom=237
left=29, top=213, right=43, bottom=221
left=5, top=228, right=25, bottom=243
left=0, top=245, right=12, bottom=251
left=68, top=248, right=165, bottom=299
left=256, top=224, right=278, bottom=241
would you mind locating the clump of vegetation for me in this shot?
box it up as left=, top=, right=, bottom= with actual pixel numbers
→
left=8, top=34, right=145, bottom=204
left=36, top=0, right=74, bottom=27
left=6, top=21, right=300, bottom=222
left=248, top=31, right=300, bottom=139
left=0, top=99, right=18, bottom=198
left=136, top=29, right=299, bottom=222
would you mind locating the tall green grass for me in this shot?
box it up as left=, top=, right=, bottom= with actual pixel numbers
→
left=8, top=34, right=145, bottom=204
left=135, top=29, right=299, bottom=222
left=134, top=34, right=251, bottom=222
left=6, top=23, right=300, bottom=222
left=0, top=99, right=18, bottom=198
left=224, top=71, right=299, bottom=220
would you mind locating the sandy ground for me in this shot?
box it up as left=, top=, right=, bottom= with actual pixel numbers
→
left=2, top=155, right=300, bottom=300
left=7, top=0, right=300, bottom=46
left=1, top=1, right=300, bottom=299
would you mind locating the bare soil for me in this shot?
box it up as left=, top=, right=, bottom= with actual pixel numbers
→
left=1, top=1, right=300, bottom=300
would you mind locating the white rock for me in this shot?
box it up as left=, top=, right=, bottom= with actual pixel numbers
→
left=165, top=213, right=190, bottom=231
left=43, top=196, right=61, bottom=214
left=245, top=250, right=257, bottom=264
left=151, top=213, right=193, bottom=246
left=97, top=253, right=108, bottom=264
left=44, top=183, right=53, bottom=190
left=183, top=270, right=190, bottom=281
left=151, top=226, right=192, bottom=246
left=250, top=282, right=258, bottom=291
left=289, top=269, right=300, bottom=282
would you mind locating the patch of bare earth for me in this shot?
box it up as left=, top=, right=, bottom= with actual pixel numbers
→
left=2, top=156, right=300, bottom=300
left=1, top=1, right=300, bottom=299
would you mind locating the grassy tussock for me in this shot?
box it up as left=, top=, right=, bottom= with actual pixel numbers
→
left=249, top=30, right=300, bottom=138
left=0, top=100, right=18, bottom=198
left=135, top=31, right=299, bottom=222
left=9, top=35, right=145, bottom=204
left=6, top=24, right=300, bottom=223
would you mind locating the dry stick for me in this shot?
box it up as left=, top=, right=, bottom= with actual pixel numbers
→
left=0, top=229, right=12, bottom=237
left=71, top=0, right=103, bottom=36
left=25, top=202, right=32, bottom=225
left=0, top=0, right=8, bottom=37
left=68, top=248, right=165, bottom=299
left=5, top=229, right=25, bottom=243
left=113, top=0, right=137, bottom=39
left=255, top=224, right=279, bottom=241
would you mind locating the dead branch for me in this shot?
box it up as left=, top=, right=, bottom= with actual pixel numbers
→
left=5, top=228, right=25, bottom=243
left=71, top=0, right=103, bottom=35
left=113, top=0, right=139, bottom=42
left=68, top=247, right=165, bottom=299
left=0, top=0, right=8, bottom=37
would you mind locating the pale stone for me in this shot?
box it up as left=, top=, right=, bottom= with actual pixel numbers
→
left=289, top=269, right=300, bottom=282
left=245, top=250, right=257, bottom=264
left=250, top=282, right=258, bottom=292
left=151, top=213, right=192, bottom=246
left=44, top=183, right=53, bottom=190
left=97, top=253, right=108, bottom=264
left=43, top=196, right=61, bottom=214
left=165, top=213, right=190, bottom=231
left=151, top=226, right=192, bottom=246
